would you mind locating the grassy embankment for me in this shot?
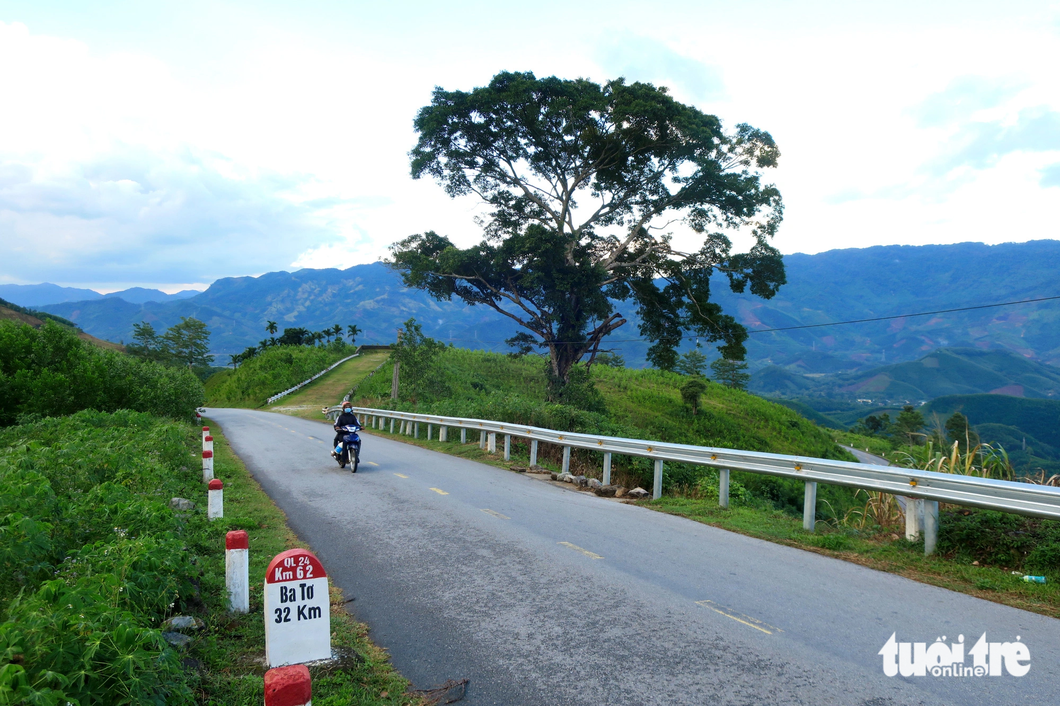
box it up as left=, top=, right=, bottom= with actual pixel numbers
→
left=316, top=347, right=1059, bottom=618
left=206, top=344, right=364, bottom=408
left=263, top=350, right=390, bottom=421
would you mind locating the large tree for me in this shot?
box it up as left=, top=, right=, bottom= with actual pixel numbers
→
left=391, top=71, right=785, bottom=394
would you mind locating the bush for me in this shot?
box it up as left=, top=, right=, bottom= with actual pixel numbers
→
left=0, top=321, right=203, bottom=425
left=0, top=410, right=210, bottom=704
left=937, top=508, right=1060, bottom=573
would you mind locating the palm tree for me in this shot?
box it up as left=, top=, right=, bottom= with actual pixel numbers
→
left=346, top=324, right=361, bottom=343
left=229, top=353, right=240, bottom=369
left=332, top=324, right=343, bottom=341
left=266, top=320, right=278, bottom=335
left=322, top=328, right=332, bottom=344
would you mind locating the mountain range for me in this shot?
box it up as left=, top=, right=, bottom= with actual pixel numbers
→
left=26, top=239, right=1060, bottom=370
left=0, top=283, right=200, bottom=307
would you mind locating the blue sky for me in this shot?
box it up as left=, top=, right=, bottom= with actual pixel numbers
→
left=1, top=0, right=1058, bottom=291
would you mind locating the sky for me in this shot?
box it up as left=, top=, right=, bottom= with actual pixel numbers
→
left=0, top=0, right=1058, bottom=292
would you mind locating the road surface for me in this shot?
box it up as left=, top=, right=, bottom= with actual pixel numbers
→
left=206, top=408, right=1059, bottom=705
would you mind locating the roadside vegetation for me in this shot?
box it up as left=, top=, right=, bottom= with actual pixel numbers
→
left=0, top=319, right=422, bottom=704
left=265, top=350, right=390, bottom=421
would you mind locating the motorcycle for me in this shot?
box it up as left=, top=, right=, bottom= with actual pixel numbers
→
left=334, top=424, right=362, bottom=472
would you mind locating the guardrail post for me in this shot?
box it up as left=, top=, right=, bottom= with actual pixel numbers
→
left=530, top=439, right=538, bottom=466
left=504, top=434, right=511, bottom=461
left=414, top=422, right=419, bottom=439
left=562, top=446, right=571, bottom=474
left=479, top=430, right=486, bottom=449
left=905, top=498, right=922, bottom=541
left=389, top=418, right=395, bottom=434
left=440, top=426, right=448, bottom=442
left=719, top=469, right=730, bottom=509
left=461, top=428, right=467, bottom=444
left=923, top=500, right=939, bottom=555
left=603, top=452, right=612, bottom=485
left=653, top=459, right=663, bottom=500
left=427, top=424, right=433, bottom=440
left=803, top=481, right=817, bottom=532
left=487, top=432, right=496, bottom=453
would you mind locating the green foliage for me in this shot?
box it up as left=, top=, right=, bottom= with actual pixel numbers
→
left=0, top=321, right=204, bottom=426
left=395, top=70, right=785, bottom=389
left=593, top=351, right=625, bottom=368
left=710, top=357, right=750, bottom=390
left=937, top=509, right=1060, bottom=573
left=679, top=378, right=708, bottom=414
left=0, top=410, right=212, bottom=704
left=205, top=342, right=355, bottom=406
left=126, top=317, right=213, bottom=368
left=945, top=411, right=980, bottom=450
left=675, top=349, right=708, bottom=377
left=391, top=318, right=446, bottom=403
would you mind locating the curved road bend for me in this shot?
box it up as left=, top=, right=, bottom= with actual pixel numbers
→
left=206, top=408, right=1059, bottom=706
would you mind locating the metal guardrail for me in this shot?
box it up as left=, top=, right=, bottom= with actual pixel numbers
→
left=264, top=352, right=362, bottom=405
left=326, top=405, right=1060, bottom=554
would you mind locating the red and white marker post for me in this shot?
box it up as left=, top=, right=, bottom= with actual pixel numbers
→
left=202, top=450, right=214, bottom=482
left=264, top=664, right=312, bottom=706
left=204, top=434, right=213, bottom=454
left=264, top=548, right=331, bottom=667
left=208, top=479, right=223, bottom=519
left=226, top=530, right=249, bottom=613
left=202, top=425, right=210, bottom=442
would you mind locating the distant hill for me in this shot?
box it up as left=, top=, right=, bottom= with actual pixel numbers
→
left=752, top=348, right=1060, bottom=403
left=35, top=239, right=1060, bottom=366
left=40, top=263, right=527, bottom=355
left=713, top=239, right=1060, bottom=370
left=0, top=298, right=122, bottom=351
left=0, top=283, right=200, bottom=307
left=0, top=283, right=103, bottom=307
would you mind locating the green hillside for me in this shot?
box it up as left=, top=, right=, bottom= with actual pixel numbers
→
left=266, top=349, right=390, bottom=420
left=753, top=347, right=1060, bottom=405
left=923, top=394, right=1060, bottom=468
left=205, top=343, right=357, bottom=407
left=349, top=347, right=858, bottom=514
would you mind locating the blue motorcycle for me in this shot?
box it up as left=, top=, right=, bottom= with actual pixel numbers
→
left=335, top=424, right=362, bottom=472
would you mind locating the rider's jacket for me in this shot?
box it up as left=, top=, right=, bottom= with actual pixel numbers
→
left=335, top=411, right=360, bottom=428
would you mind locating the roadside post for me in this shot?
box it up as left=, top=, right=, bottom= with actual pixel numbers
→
left=202, top=425, right=210, bottom=443
left=226, top=530, right=250, bottom=613
left=204, top=434, right=213, bottom=454
left=202, top=450, right=214, bottom=482
left=264, top=548, right=331, bottom=667
left=208, top=479, right=223, bottom=519
left=264, top=664, right=312, bottom=706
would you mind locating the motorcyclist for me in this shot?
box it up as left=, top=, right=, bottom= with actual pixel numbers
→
left=332, top=402, right=361, bottom=458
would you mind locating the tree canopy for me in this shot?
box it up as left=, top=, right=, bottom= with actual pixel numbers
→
left=391, top=71, right=785, bottom=394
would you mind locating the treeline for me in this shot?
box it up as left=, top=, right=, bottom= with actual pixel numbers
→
left=0, top=321, right=204, bottom=425
left=0, top=296, right=80, bottom=329
left=229, top=322, right=360, bottom=368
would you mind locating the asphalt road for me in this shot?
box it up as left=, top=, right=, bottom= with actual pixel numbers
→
left=206, top=408, right=1059, bottom=705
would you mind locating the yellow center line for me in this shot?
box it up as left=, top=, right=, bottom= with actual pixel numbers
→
left=695, top=600, right=781, bottom=635
left=429, top=488, right=449, bottom=495
left=558, top=541, right=604, bottom=560
left=366, top=462, right=379, bottom=467
left=394, top=473, right=409, bottom=478
left=481, top=509, right=510, bottom=519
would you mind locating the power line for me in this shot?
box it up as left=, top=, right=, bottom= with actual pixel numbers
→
left=436, top=294, right=1060, bottom=344
left=746, top=295, right=1060, bottom=334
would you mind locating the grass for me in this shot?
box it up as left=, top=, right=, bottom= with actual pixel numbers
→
left=197, top=418, right=423, bottom=705
left=267, top=350, right=390, bottom=421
